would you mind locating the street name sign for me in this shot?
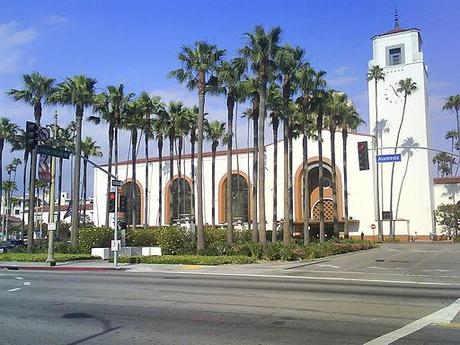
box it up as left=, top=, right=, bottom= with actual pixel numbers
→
left=37, top=145, right=71, bottom=159
left=112, top=179, right=123, bottom=187
left=377, top=154, right=401, bottom=163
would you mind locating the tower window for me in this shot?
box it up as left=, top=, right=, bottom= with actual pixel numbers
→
left=387, top=45, right=404, bottom=66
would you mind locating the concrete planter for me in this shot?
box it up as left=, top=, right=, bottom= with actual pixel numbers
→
left=91, top=246, right=162, bottom=260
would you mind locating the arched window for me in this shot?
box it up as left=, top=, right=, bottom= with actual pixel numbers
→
left=169, top=177, right=192, bottom=221
left=221, top=174, right=249, bottom=223
left=121, top=181, right=142, bottom=225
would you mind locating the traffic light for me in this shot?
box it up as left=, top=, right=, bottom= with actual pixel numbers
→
left=358, top=141, right=369, bottom=170
left=25, top=121, right=39, bottom=150
left=119, top=195, right=127, bottom=213
left=108, top=192, right=116, bottom=213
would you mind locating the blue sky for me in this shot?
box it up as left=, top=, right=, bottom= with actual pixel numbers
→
left=1, top=0, right=459, bottom=194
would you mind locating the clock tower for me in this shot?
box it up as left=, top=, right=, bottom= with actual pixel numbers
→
left=368, top=21, right=435, bottom=237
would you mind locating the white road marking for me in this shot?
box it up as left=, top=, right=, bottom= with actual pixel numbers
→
left=422, top=269, right=451, bottom=272
left=23, top=282, right=31, bottom=286
left=364, top=297, right=460, bottom=345
left=317, top=264, right=340, bottom=269
left=368, top=267, right=404, bottom=270
left=143, top=270, right=459, bottom=286
left=8, top=288, right=22, bottom=292
left=15, top=276, right=23, bottom=280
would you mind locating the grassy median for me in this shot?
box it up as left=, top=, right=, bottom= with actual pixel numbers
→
left=0, top=253, right=100, bottom=262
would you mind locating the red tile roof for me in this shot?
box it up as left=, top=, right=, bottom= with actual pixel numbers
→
left=433, top=177, right=460, bottom=185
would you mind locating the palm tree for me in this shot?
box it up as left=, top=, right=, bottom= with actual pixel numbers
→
left=49, top=75, right=97, bottom=246
left=152, top=107, right=168, bottom=225
left=91, top=84, right=134, bottom=227
left=240, top=25, right=281, bottom=245
left=396, top=137, right=419, bottom=219
left=339, top=103, right=363, bottom=239
left=433, top=152, right=455, bottom=177
left=445, top=130, right=458, bottom=176
left=443, top=95, right=460, bottom=170
left=0, top=118, right=18, bottom=213
left=375, top=118, right=390, bottom=214
left=205, top=120, right=226, bottom=227
left=186, top=105, right=199, bottom=228
left=367, top=65, right=385, bottom=242
left=389, top=78, right=417, bottom=238
left=81, top=137, right=102, bottom=226
left=217, top=58, right=246, bottom=243
left=267, top=83, right=283, bottom=242
left=169, top=41, right=225, bottom=250
left=7, top=72, right=54, bottom=251
left=275, top=45, right=304, bottom=243
left=2, top=180, right=17, bottom=240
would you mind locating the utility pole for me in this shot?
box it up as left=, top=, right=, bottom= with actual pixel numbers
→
left=46, top=112, right=58, bottom=266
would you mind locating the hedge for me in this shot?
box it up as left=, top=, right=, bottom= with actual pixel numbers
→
left=0, top=253, right=99, bottom=262
left=115, top=255, right=256, bottom=265
left=78, top=227, right=113, bottom=253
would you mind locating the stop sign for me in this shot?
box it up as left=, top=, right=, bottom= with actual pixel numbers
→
left=371, top=224, right=376, bottom=230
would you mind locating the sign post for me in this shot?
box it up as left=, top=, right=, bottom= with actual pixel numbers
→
left=371, top=223, right=376, bottom=243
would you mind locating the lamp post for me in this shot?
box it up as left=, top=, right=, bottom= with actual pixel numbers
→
left=46, top=111, right=58, bottom=266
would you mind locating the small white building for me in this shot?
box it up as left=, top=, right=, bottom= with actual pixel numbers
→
left=92, top=23, right=449, bottom=240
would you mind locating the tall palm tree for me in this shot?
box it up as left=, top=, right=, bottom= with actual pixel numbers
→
left=152, top=107, right=168, bottom=225
left=396, top=137, right=419, bottom=219
left=275, top=45, right=304, bottom=243
left=240, top=25, right=281, bottom=245
left=7, top=72, right=54, bottom=251
left=91, top=84, right=134, bottom=227
left=445, top=130, right=458, bottom=175
left=0, top=118, right=18, bottom=214
left=217, top=58, right=246, bottom=243
left=433, top=152, right=454, bottom=177
left=389, top=78, right=417, bottom=238
left=186, top=105, right=199, bottom=228
left=267, top=83, right=283, bottom=242
left=339, top=103, right=363, bottom=238
left=2, top=180, right=17, bottom=240
left=169, top=41, right=225, bottom=250
left=375, top=118, right=390, bottom=214
left=81, top=137, right=102, bottom=226
left=49, top=75, right=97, bottom=246
left=205, top=120, right=226, bottom=227
left=367, top=65, right=385, bottom=241
left=443, top=95, right=460, bottom=168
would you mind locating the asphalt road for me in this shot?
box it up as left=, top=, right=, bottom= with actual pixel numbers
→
left=0, top=243, right=459, bottom=345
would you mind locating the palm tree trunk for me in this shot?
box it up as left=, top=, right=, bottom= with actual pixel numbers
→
left=318, top=115, right=325, bottom=242
left=283, top=119, right=289, bottom=244
left=144, top=130, right=149, bottom=229
left=158, top=138, right=163, bottom=225
left=0, top=140, right=3, bottom=215
left=456, top=109, right=460, bottom=176
left=288, top=130, right=293, bottom=237
left=389, top=95, right=408, bottom=238
left=196, top=76, right=206, bottom=251
left=258, top=84, right=267, bottom=245
left=272, top=121, right=278, bottom=243
left=176, top=140, right=181, bottom=222
left=105, top=124, right=113, bottom=227
left=82, top=158, right=87, bottom=226
left=131, top=129, right=138, bottom=228
left=211, top=148, right=216, bottom=227
left=396, top=155, right=410, bottom=219
left=247, top=116, right=251, bottom=233
left=21, top=151, right=29, bottom=239
left=56, top=158, right=63, bottom=239
left=342, top=130, right=350, bottom=239
left=169, top=136, right=174, bottom=225
left=226, top=96, right=234, bottom=243
left=190, top=134, right=196, bottom=227
left=251, top=105, right=259, bottom=242
left=70, top=109, right=83, bottom=246
left=302, top=135, right=310, bottom=244
left=330, top=129, right=339, bottom=238
left=374, top=79, right=383, bottom=242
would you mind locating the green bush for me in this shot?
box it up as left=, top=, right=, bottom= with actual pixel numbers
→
left=155, top=226, right=195, bottom=255
left=116, top=255, right=256, bottom=265
left=78, top=227, right=113, bottom=253
left=127, top=228, right=157, bottom=247
left=0, top=253, right=99, bottom=262
left=453, top=236, right=460, bottom=243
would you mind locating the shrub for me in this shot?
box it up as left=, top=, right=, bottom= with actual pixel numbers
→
left=116, top=255, right=256, bottom=265
left=127, top=228, right=157, bottom=247
left=78, top=227, right=113, bottom=253
left=54, top=242, right=81, bottom=254
left=155, top=226, right=194, bottom=255
left=0, top=253, right=98, bottom=262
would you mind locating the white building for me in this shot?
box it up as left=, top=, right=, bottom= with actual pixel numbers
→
left=92, top=22, right=447, bottom=240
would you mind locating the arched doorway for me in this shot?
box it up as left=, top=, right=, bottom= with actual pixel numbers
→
left=165, top=176, right=192, bottom=223
left=218, top=172, right=250, bottom=224
left=121, top=181, right=142, bottom=226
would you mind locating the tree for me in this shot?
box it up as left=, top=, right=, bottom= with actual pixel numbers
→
left=275, top=45, right=304, bottom=243
left=217, top=58, right=246, bottom=243
left=443, top=95, right=460, bottom=172
left=367, top=65, right=385, bottom=242
left=91, top=84, right=134, bottom=227
left=433, top=152, right=454, bottom=177
left=445, top=130, right=458, bottom=175
left=240, top=25, right=281, bottom=245
left=81, top=137, right=102, bottom=226
left=2, top=180, right=17, bottom=241
left=338, top=103, right=363, bottom=238
left=205, top=120, right=226, bottom=227
left=435, top=203, right=460, bottom=237
left=10, top=130, right=28, bottom=237
left=49, top=75, right=97, bottom=246
left=152, top=105, right=168, bottom=225
left=395, top=137, right=419, bottom=219
left=186, top=105, right=199, bottom=228
left=169, top=41, right=225, bottom=250
left=374, top=118, right=390, bottom=214
left=7, top=72, right=55, bottom=251
left=0, top=118, right=18, bottom=214
left=389, top=78, right=417, bottom=238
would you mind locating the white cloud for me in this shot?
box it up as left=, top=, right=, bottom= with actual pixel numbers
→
left=0, top=22, right=37, bottom=75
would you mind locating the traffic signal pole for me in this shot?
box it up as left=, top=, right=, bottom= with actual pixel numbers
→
left=46, top=112, right=58, bottom=266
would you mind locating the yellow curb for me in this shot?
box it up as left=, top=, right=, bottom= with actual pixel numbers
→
left=436, top=322, right=460, bottom=329
left=181, top=265, right=203, bottom=270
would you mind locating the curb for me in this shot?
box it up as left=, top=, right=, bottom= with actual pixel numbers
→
left=0, top=265, right=126, bottom=272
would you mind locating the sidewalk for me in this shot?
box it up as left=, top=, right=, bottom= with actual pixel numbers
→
left=0, top=259, right=130, bottom=271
